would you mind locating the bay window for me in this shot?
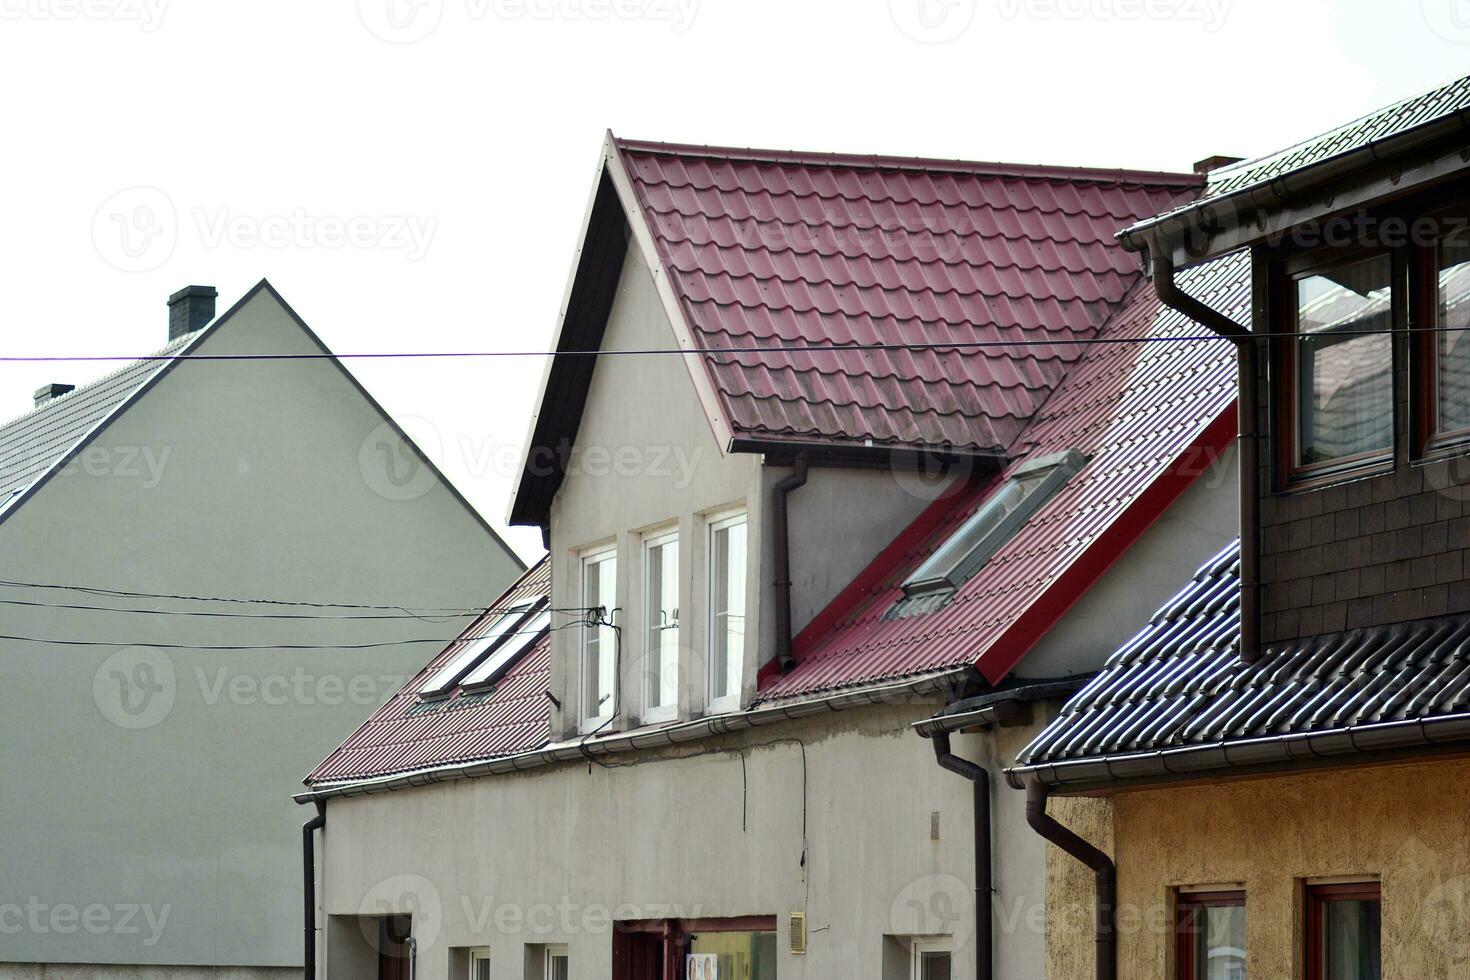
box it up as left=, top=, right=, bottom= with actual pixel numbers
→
left=581, top=548, right=617, bottom=730
left=708, top=512, right=747, bottom=712
left=1176, top=890, right=1245, bottom=980
left=643, top=529, right=679, bottom=722
left=1306, top=882, right=1380, bottom=980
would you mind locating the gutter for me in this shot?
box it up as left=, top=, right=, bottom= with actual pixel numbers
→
left=1024, top=779, right=1115, bottom=980
left=1144, top=252, right=1261, bottom=664
left=930, top=732, right=992, bottom=980
left=912, top=678, right=1091, bottom=738
left=297, top=668, right=967, bottom=804
left=772, top=453, right=809, bottom=671
left=302, top=800, right=326, bottom=980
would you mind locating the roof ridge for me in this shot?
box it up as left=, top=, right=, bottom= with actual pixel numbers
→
left=612, top=136, right=1203, bottom=188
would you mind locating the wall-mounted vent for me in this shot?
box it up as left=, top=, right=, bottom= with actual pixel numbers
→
left=788, top=912, right=807, bottom=955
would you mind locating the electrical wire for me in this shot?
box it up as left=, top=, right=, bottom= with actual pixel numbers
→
left=0, top=617, right=585, bottom=651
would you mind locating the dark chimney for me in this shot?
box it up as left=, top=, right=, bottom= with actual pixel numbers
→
left=34, top=383, right=75, bottom=408
left=1192, top=155, right=1245, bottom=176
left=167, top=285, right=218, bottom=341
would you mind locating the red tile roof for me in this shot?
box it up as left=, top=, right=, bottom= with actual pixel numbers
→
left=616, top=138, right=1202, bottom=454
left=755, top=250, right=1250, bottom=702
left=306, top=560, right=552, bottom=785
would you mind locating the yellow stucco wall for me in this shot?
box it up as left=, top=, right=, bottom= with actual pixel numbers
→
left=1044, top=758, right=1470, bottom=980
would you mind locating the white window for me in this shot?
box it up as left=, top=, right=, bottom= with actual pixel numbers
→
left=643, top=529, right=680, bottom=723
left=911, top=938, right=952, bottom=980
left=468, top=948, right=490, bottom=980
left=418, top=602, right=538, bottom=699
left=459, top=606, right=551, bottom=690
left=707, top=512, right=747, bottom=712
left=581, top=549, right=617, bottom=731
left=544, top=946, right=569, bottom=980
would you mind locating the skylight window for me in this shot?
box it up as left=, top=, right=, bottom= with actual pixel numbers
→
left=416, top=600, right=544, bottom=699
left=901, top=450, right=1087, bottom=599
left=460, top=607, right=552, bottom=691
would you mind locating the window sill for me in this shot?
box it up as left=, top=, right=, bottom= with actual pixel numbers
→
left=642, top=705, right=678, bottom=725
left=579, top=715, right=616, bottom=735
left=1278, top=455, right=1393, bottom=494
left=706, top=695, right=742, bottom=715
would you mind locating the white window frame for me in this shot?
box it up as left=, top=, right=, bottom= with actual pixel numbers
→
left=544, top=945, right=570, bottom=980
left=642, top=527, right=680, bottom=724
left=580, top=547, right=618, bottom=733
left=467, top=947, right=490, bottom=980
left=911, top=937, right=953, bottom=979
left=706, top=510, right=748, bottom=715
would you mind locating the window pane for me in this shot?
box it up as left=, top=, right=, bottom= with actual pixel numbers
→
left=546, top=952, right=569, bottom=980
left=645, top=536, right=679, bottom=711
left=1295, top=255, right=1393, bottom=466
left=1323, top=899, right=1380, bottom=980
left=688, top=930, right=776, bottom=980
left=583, top=554, right=616, bottom=721
left=919, top=950, right=952, bottom=980
left=711, top=517, right=747, bottom=704
left=1197, top=905, right=1246, bottom=980
left=1437, top=241, right=1470, bottom=433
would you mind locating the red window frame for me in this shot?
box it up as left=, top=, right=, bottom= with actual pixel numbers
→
left=1305, top=881, right=1381, bottom=980
left=1175, top=889, right=1245, bottom=980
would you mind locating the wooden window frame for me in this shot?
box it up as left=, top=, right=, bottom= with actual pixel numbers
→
left=1413, top=223, right=1470, bottom=456
left=1305, top=881, right=1381, bottom=980
left=1175, top=889, right=1245, bottom=980
left=1272, top=248, right=1397, bottom=490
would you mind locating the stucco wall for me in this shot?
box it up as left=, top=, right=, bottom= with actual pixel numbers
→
left=1045, top=758, right=1470, bottom=979
left=0, top=288, right=521, bottom=972
left=318, top=703, right=1058, bottom=980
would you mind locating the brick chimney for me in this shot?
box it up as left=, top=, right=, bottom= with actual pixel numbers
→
left=1192, top=155, right=1245, bottom=176
left=167, top=285, right=218, bottom=341
left=33, top=383, right=75, bottom=408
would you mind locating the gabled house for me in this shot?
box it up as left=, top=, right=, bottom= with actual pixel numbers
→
left=0, top=282, right=523, bottom=978
left=299, top=136, right=1248, bottom=980
left=1006, top=73, right=1470, bottom=980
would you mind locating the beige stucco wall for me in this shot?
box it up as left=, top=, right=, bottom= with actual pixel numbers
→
left=0, top=287, right=521, bottom=973
left=1044, top=758, right=1470, bottom=980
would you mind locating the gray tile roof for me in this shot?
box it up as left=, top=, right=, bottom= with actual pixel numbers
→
left=1007, top=540, right=1470, bottom=791
left=0, top=332, right=196, bottom=514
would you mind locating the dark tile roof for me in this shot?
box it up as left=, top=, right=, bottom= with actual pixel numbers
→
left=616, top=138, right=1201, bottom=455
left=306, top=559, right=553, bottom=786
left=1008, top=540, right=1470, bottom=791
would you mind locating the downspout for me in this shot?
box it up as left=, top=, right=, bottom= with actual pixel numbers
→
left=1024, top=779, right=1114, bottom=980
left=772, top=452, right=809, bottom=671
left=303, top=800, right=326, bottom=980
left=931, top=732, right=992, bottom=980
left=1150, top=253, right=1261, bottom=663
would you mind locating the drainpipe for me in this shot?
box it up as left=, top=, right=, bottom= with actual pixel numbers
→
left=1024, top=779, right=1114, bottom=980
left=772, top=452, right=809, bottom=672
left=931, top=732, right=992, bottom=980
left=303, top=800, right=326, bottom=980
left=1150, top=253, right=1261, bottom=663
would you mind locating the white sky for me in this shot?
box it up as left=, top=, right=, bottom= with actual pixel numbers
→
left=1, top=0, right=1465, bottom=562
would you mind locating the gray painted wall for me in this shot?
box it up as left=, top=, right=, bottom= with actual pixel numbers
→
left=0, top=288, right=521, bottom=972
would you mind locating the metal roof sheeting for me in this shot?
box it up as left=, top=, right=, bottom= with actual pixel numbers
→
left=617, top=139, right=1201, bottom=454
left=1009, top=540, right=1470, bottom=790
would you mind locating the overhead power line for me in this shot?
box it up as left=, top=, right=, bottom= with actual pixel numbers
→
left=0, top=618, right=582, bottom=652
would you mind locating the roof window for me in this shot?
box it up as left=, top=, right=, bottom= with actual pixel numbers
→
left=460, top=607, right=552, bottom=692
left=416, top=599, right=546, bottom=699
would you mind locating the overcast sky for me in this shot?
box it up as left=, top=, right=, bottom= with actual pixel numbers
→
left=1, top=0, right=1465, bottom=561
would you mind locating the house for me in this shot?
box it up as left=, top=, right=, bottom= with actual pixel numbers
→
left=298, top=135, right=1247, bottom=980
left=0, top=282, right=523, bottom=977
left=1006, top=73, right=1470, bottom=980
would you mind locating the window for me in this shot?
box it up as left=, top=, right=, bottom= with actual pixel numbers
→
left=460, top=606, right=551, bottom=691
left=1176, top=890, right=1245, bottom=980
left=911, top=938, right=952, bottom=980
left=902, top=450, right=1086, bottom=598
left=468, top=948, right=490, bottom=980
left=1283, top=253, right=1394, bottom=479
left=708, top=512, right=747, bottom=712
left=687, top=924, right=777, bottom=980
left=418, top=602, right=540, bottom=699
left=581, top=549, right=617, bottom=730
left=544, top=946, right=569, bottom=980
left=1306, top=882, right=1380, bottom=980
left=1419, top=237, right=1470, bottom=446
left=643, top=529, right=680, bottom=722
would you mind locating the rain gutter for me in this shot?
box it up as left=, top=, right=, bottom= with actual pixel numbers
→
left=302, top=800, right=325, bottom=980
left=772, top=452, right=809, bottom=671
